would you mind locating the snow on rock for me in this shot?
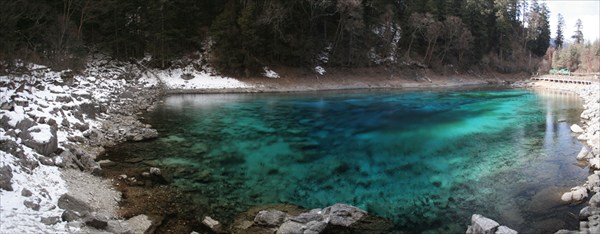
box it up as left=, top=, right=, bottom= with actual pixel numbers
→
left=263, top=67, right=280, bottom=79
left=0, top=150, right=72, bottom=233
left=314, top=66, right=326, bottom=76
left=28, top=124, right=53, bottom=144
left=23, top=124, right=58, bottom=156
left=0, top=58, right=152, bottom=232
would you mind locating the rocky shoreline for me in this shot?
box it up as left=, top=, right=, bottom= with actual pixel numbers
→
left=525, top=78, right=600, bottom=234
left=0, top=58, right=163, bottom=233
left=1, top=58, right=596, bottom=234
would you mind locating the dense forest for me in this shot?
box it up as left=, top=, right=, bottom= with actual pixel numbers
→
left=0, top=0, right=559, bottom=76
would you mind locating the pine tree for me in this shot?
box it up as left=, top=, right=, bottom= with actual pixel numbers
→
left=555, top=13, right=564, bottom=48
left=572, top=19, right=584, bottom=44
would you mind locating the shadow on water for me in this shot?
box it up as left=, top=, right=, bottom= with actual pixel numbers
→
left=101, top=88, right=588, bottom=233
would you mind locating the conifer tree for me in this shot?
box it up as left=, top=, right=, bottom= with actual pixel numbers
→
left=572, top=19, right=584, bottom=44
left=555, top=13, right=564, bottom=48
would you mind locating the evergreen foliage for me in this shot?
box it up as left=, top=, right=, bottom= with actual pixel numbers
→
left=572, top=19, right=584, bottom=44
left=555, top=14, right=564, bottom=48
left=0, top=0, right=557, bottom=74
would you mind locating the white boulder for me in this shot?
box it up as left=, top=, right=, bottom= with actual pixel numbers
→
left=591, top=157, right=600, bottom=170
left=571, top=124, right=584, bottom=133
left=468, top=214, right=499, bottom=234
left=577, top=147, right=591, bottom=160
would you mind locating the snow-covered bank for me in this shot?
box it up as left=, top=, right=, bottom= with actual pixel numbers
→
left=0, top=58, right=156, bottom=233
left=0, top=52, right=259, bottom=233
left=138, top=53, right=252, bottom=90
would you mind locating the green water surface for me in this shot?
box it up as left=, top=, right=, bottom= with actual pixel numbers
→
left=105, top=89, right=587, bottom=233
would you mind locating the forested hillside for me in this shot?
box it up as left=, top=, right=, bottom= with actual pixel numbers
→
left=1, top=0, right=553, bottom=76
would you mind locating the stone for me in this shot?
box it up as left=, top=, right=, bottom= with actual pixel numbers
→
left=571, top=186, right=588, bottom=203
left=202, top=216, right=222, bottom=232
left=276, top=221, right=305, bottom=234
left=0, top=165, right=14, bottom=191
left=53, top=156, right=66, bottom=168
left=62, top=210, right=84, bottom=222
left=290, top=212, right=323, bottom=223
left=579, top=206, right=595, bottom=221
left=591, top=157, right=600, bottom=170
left=57, top=194, right=93, bottom=214
left=571, top=124, right=584, bottom=133
left=555, top=230, right=579, bottom=234
left=577, top=147, right=591, bottom=160
left=304, top=220, right=327, bottom=234
left=41, top=216, right=61, bottom=225
left=22, top=124, right=58, bottom=156
left=84, top=212, right=110, bottom=229
left=79, top=102, right=100, bottom=119
left=322, top=203, right=366, bottom=227
left=106, top=220, right=132, bottom=234
left=590, top=193, right=600, bottom=208
left=496, top=225, right=518, bottom=234
left=150, top=167, right=161, bottom=176
left=24, top=198, right=41, bottom=211
left=561, top=192, right=574, bottom=203
left=254, top=210, right=287, bottom=227
left=39, top=156, right=55, bottom=166
left=16, top=117, right=36, bottom=134
left=589, top=174, right=600, bottom=189
left=21, top=188, right=32, bottom=197
left=126, top=215, right=152, bottom=234
left=181, top=73, right=194, bottom=80
left=98, top=160, right=117, bottom=168
left=470, top=214, right=499, bottom=234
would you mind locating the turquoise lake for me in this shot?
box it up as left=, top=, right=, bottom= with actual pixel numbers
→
left=104, top=89, right=588, bottom=233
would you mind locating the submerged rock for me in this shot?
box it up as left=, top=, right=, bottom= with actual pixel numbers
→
left=254, top=210, right=287, bottom=227
left=322, top=203, right=366, bottom=227
left=497, top=225, right=518, bottom=234
left=577, top=147, right=591, bottom=160
left=202, top=216, right=223, bottom=233
left=236, top=203, right=392, bottom=234
left=466, top=214, right=499, bottom=234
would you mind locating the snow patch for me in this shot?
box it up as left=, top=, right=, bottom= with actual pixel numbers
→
left=1, top=106, right=26, bottom=127
left=28, top=124, right=53, bottom=143
left=154, top=68, right=251, bottom=89
left=0, top=150, right=72, bottom=233
left=263, top=67, right=280, bottom=79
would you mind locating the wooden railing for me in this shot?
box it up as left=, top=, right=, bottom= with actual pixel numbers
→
left=531, top=75, right=599, bottom=85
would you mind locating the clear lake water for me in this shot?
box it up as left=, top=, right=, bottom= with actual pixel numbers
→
left=103, top=88, right=589, bottom=233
